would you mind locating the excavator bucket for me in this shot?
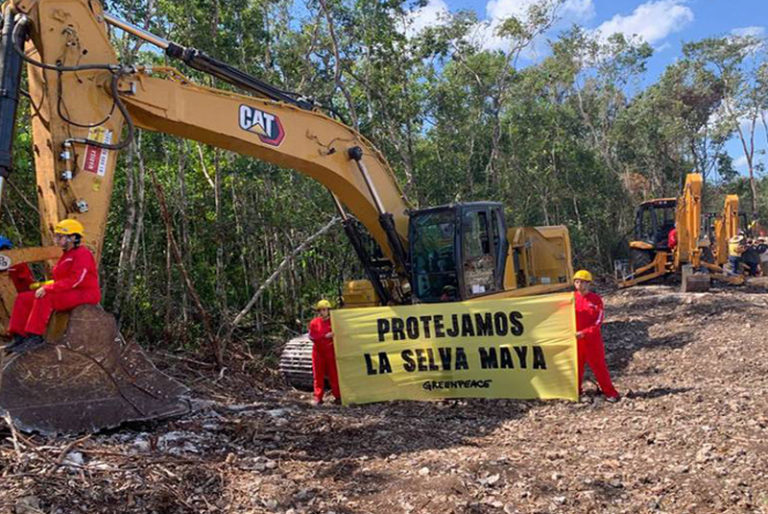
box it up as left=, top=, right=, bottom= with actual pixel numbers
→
left=0, top=305, right=190, bottom=435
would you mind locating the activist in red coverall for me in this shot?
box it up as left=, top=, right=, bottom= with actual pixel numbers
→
left=573, top=270, right=619, bottom=402
left=308, top=299, right=341, bottom=405
left=6, top=219, right=101, bottom=354
left=0, top=236, right=35, bottom=293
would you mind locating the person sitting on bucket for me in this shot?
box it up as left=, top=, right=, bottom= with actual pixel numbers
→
left=5, top=220, right=101, bottom=354
left=573, top=270, right=619, bottom=403
left=308, top=299, right=341, bottom=406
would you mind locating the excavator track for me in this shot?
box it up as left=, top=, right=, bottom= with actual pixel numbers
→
left=279, top=334, right=314, bottom=392
left=0, top=305, right=190, bottom=435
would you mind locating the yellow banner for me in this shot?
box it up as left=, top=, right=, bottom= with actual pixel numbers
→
left=332, top=292, right=578, bottom=405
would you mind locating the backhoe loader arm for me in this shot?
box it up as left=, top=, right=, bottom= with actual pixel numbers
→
left=6, top=0, right=411, bottom=273
left=674, top=173, right=703, bottom=267
left=713, top=195, right=739, bottom=266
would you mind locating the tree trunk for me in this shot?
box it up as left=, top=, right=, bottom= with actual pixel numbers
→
left=214, top=149, right=227, bottom=313
left=125, top=135, right=148, bottom=307
left=177, top=142, right=190, bottom=322
left=223, top=217, right=339, bottom=341
left=317, top=0, right=359, bottom=128
left=150, top=167, right=222, bottom=366
left=114, top=140, right=137, bottom=319
left=734, top=115, right=758, bottom=215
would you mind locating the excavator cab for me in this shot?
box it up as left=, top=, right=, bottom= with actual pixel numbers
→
left=409, top=202, right=507, bottom=303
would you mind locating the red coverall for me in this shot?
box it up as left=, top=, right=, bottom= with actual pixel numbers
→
left=8, top=263, right=34, bottom=292
left=8, top=246, right=101, bottom=336
left=668, top=228, right=678, bottom=250
left=575, top=291, right=619, bottom=399
left=308, top=316, right=341, bottom=403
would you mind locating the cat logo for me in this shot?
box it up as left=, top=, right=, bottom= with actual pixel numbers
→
left=238, top=105, right=285, bottom=146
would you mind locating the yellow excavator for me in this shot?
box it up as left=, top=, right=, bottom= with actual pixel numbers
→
left=0, top=0, right=573, bottom=433
left=616, top=173, right=742, bottom=291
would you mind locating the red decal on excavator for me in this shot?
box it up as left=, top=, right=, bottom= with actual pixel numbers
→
left=83, top=128, right=112, bottom=176
left=83, top=146, right=104, bottom=174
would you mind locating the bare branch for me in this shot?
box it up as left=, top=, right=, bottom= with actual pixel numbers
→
left=223, top=216, right=339, bottom=340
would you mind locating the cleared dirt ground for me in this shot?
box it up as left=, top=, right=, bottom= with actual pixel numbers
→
left=1, top=285, right=767, bottom=513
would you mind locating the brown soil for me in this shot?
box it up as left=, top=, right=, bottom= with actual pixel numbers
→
left=1, top=286, right=767, bottom=513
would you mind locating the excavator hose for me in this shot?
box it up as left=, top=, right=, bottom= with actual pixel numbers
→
left=12, top=15, right=135, bottom=151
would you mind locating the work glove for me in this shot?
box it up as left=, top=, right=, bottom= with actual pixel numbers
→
left=29, top=280, right=54, bottom=291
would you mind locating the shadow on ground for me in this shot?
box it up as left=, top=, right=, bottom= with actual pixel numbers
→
left=601, top=319, right=694, bottom=379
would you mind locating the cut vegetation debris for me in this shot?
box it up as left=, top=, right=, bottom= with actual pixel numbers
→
left=0, top=286, right=766, bottom=513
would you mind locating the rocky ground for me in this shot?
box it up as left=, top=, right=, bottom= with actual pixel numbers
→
left=1, top=285, right=767, bottom=513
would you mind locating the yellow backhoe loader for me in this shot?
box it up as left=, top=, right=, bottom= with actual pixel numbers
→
left=708, top=194, right=741, bottom=268
left=0, top=0, right=573, bottom=433
left=616, top=173, right=743, bottom=291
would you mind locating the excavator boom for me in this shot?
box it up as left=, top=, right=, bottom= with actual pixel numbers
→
left=0, top=0, right=574, bottom=433
left=0, top=0, right=412, bottom=433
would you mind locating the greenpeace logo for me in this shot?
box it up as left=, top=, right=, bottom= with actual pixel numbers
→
left=422, top=379, right=492, bottom=391
left=238, top=105, right=285, bottom=146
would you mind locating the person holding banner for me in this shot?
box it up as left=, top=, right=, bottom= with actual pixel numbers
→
left=309, top=299, right=341, bottom=406
left=573, top=270, right=619, bottom=403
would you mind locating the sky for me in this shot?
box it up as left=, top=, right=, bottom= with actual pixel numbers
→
left=406, top=0, right=768, bottom=176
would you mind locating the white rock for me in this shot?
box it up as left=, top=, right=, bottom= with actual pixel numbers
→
left=63, top=451, right=84, bottom=468
left=480, top=473, right=501, bottom=486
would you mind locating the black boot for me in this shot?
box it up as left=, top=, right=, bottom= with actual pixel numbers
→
left=11, top=335, right=46, bottom=354
left=4, top=335, right=26, bottom=355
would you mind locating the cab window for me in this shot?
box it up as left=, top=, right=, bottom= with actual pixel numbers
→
left=462, top=210, right=495, bottom=297
left=410, top=211, right=459, bottom=302
left=639, top=207, right=653, bottom=241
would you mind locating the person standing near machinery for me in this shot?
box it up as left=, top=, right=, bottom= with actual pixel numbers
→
left=573, top=270, right=620, bottom=403
left=308, top=300, right=341, bottom=406
left=667, top=226, right=678, bottom=251
left=727, top=234, right=747, bottom=276
left=6, top=220, right=101, bottom=354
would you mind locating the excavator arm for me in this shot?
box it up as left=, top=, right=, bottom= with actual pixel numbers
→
left=0, top=0, right=418, bottom=434
left=0, top=0, right=411, bottom=321
left=0, top=0, right=575, bottom=433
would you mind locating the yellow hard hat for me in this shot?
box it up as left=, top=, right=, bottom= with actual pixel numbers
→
left=316, top=299, right=332, bottom=310
left=54, top=219, right=84, bottom=236
left=573, top=270, right=593, bottom=282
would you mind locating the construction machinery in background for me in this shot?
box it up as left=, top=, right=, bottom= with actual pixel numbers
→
left=615, top=173, right=744, bottom=292
left=0, top=0, right=573, bottom=433
left=707, top=194, right=741, bottom=269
